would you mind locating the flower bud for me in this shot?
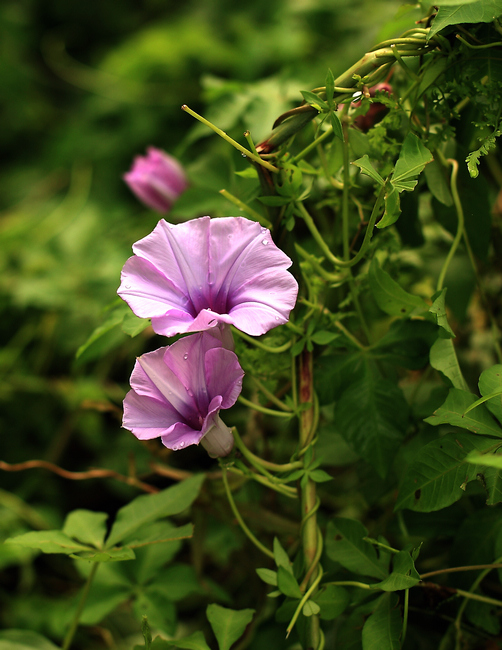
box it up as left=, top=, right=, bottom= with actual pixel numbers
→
left=123, top=147, right=188, bottom=213
left=352, top=82, right=392, bottom=132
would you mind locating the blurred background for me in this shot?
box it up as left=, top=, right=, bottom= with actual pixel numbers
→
left=0, top=0, right=410, bottom=643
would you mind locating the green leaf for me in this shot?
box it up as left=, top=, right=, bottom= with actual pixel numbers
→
left=124, top=522, right=194, bottom=548
left=0, top=630, right=60, bottom=650
left=277, top=565, right=303, bottom=598
left=81, top=582, right=133, bottom=625
left=329, top=111, right=344, bottom=141
left=362, top=593, right=401, bottom=650
left=256, top=568, right=278, bottom=586
left=134, top=591, right=176, bottom=638
left=310, top=330, right=340, bottom=345
left=336, top=371, right=409, bottom=477
left=76, top=303, right=126, bottom=361
left=465, top=450, right=502, bottom=469
left=309, top=469, right=333, bottom=483
left=164, top=632, right=211, bottom=650
left=106, top=474, right=205, bottom=548
left=257, top=195, right=291, bottom=207
left=206, top=604, right=255, bottom=650
left=430, top=337, right=469, bottom=391
left=479, top=365, right=502, bottom=426
left=373, top=319, right=438, bottom=370
left=392, top=133, right=433, bottom=187
left=325, top=517, right=388, bottom=580
left=371, top=551, right=420, bottom=591
left=4, top=530, right=92, bottom=555
left=369, top=258, right=428, bottom=318
left=425, top=388, right=502, bottom=437
left=423, top=159, right=453, bottom=206
left=63, top=509, right=108, bottom=548
left=273, top=537, right=292, bottom=573
left=122, top=311, right=151, bottom=337
left=300, top=90, right=329, bottom=111
left=353, top=155, right=385, bottom=185
left=429, top=2, right=502, bottom=39
left=70, top=547, right=136, bottom=562
left=395, top=432, right=496, bottom=512
left=428, top=289, right=455, bottom=337
left=313, top=585, right=350, bottom=620
left=379, top=185, right=401, bottom=229
left=303, top=600, right=321, bottom=616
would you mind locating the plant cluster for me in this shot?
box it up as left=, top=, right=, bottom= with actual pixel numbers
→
left=5, top=1, right=502, bottom=649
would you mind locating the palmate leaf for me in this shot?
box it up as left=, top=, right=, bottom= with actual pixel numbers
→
left=395, top=431, right=500, bottom=512
left=63, top=509, right=108, bottom=548
left=4, top=530, right=93, bottom=555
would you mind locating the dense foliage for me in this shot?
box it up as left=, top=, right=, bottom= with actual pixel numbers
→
left=4, top=1, right=502, bottom=649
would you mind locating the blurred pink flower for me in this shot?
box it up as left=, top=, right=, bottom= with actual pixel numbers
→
left=122, top=330, right=243, bottom=457
left=124, top=147, right=188, bottom=213
left=118, top=216, right=298, bottom=337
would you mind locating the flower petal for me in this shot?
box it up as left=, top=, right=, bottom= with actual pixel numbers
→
left=205, top=347, right=244, bottom=409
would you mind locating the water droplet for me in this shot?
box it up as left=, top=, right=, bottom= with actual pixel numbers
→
left=187, top=389, right=194, bottom=397
left=208, top=319, right=217, bottom=326
left=262, top=239, right=268, bottom=245
left=172, top=445, right=178, bottom=451
left=208, top=271, right=215, bottom=285
left=183, top=353, right=188, bottom=360
left=241, top=153, right=247, bottom=158
left=124, top=284, right=131, bottom=289
left=275, top=316, right=280, bottom=321
left=179, top=441, right=185, bottom=448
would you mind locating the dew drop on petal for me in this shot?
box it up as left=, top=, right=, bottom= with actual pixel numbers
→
left=183, top=353, right=188, bottom=360
left=179, top=441, right=185, bottom=448
left=208, top=271, right=215, bottom=285
left=124, top=284, right=131, bottom=289
left=262, top=239, right=268, bottom=245
left=208, top=319, right=217, bottom=326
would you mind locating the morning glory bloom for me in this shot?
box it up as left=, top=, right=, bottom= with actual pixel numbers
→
left=118, top=216, right=298, bottom=337
left=123, top=330, right=244, bottom=457
left=124, top=147, right=188, bottom=213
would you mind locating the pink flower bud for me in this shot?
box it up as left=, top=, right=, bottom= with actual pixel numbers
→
left=123, top=147, right=188, bottom=213
left=352, top=83, right=392, bottom=132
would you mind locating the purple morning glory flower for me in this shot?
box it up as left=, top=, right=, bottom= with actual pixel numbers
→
left=123, top=147, right=188, bottom=213
left=117, top=216, right=298, bottom=337
left=123, top=330, right=244, bottom=457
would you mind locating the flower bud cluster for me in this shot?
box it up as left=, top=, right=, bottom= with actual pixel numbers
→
left=118, top=182, right=298, bottom=456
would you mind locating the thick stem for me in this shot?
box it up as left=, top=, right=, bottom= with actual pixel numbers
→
left=298, top=349, right=321, bottom=649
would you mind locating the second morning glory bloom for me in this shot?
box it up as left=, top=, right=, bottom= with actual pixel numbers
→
left=123, top=331, right=244, bottom=457
left=118, top=216, right=298, bottom=337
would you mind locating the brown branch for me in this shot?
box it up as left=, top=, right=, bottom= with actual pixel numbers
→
left=0, top=459, right=158, bottom=494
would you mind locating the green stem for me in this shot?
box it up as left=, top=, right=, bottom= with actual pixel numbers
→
left=437, top=159, right=464, bottom=292
left=402, top=588, right=410, bottom=645
left=291, top=127, right=335, bottom=164
left=341, top=116, right=351, bottom=261
left=229, top=465, right=298, bottom=498
left=219, top=189, right=272, bottom=228
left=221, top=466, right=274, bottom=560
left=233, top=328, right=292, bottom=353
left=286, top=564, right=324, bottom=638
left=237, top=395, right=294, bottom=418
left=248, top=375, right=293, bottom=412
left=232, top=427, right=302, bottom=473
left=62, top=561, right=99, bottom=650
left=181, top=105, right=279, bottom=173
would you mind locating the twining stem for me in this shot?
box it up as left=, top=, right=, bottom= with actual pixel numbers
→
left=238, top=395, right=294, bottom=418
left=233, top=328, right=293, bottom=353
left=248, top=375, right=293, bottom=412
left=62, top=561, right=99, bottom=650
left=437, top=159, right=464, bottom=291
left=221, top=466, right=274, bottom=560
left=298, top=349, right=321, bottom=649
left=232, top=427, right=303, bottom=473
